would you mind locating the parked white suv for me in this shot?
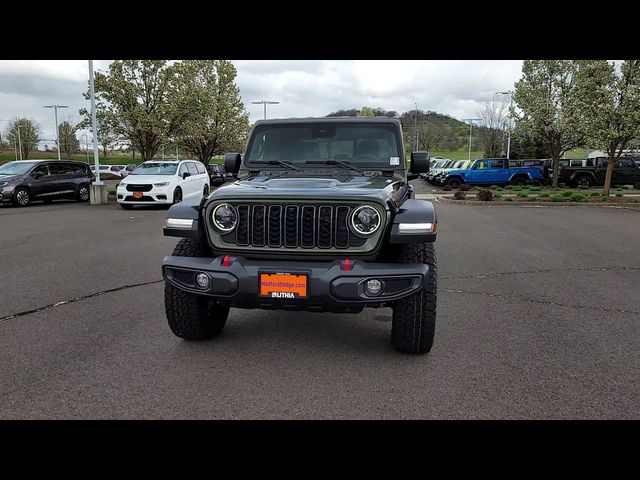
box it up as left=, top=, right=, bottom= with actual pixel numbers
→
left=117, top=160, right=210, bottom=210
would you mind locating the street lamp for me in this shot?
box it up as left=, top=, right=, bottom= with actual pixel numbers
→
left=463, top=118, right=481, bottom=161
left=251, top=100, right=280, bottom=120
left=43, top=104, right=68, bottom=161
left=414, top=102, right=419, bottom=150
left=496, top=91, right=514, bottom=159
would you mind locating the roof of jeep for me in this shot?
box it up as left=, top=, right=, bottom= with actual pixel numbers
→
left=252, top=117, right=402, bottom=126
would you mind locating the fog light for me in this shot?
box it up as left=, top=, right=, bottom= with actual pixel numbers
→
left=365, top=279, right=383, bottom=295
left=195, top=273, right=210, bottom=289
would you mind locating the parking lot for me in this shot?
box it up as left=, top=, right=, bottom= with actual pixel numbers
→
left=1, top=191, right=639, bottom=419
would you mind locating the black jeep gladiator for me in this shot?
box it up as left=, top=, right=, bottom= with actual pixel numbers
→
left=161, top=117, right=437, bottom=354
left=553, top=156, right=640, bottom=187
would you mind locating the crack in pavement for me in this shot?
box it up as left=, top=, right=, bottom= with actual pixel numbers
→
left=441, top=266, right=640, bottom=281
left=440, top=288, right=640, bottom=315
left=0, top=279, right=164, bottom=323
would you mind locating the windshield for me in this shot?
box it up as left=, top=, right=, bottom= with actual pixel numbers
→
left=0, top=161, right=38, bottom=175
left=246, top=123, right=402, bottom=168
left=130, top=163, right=178, bottom=175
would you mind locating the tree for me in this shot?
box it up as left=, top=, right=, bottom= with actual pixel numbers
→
left=358, top=106, right=375, bottom=117
left=78, top=107, right=121, bottom=160
left=58, top=120, right=80, bottom=159
left=513, top=60, right=583, bottom=187
left=574, top=60, right=640, bottom=196
left=476, top=99, right=507, bottom=158
left=509, top=131, right=547, bottom=160
left=3, top=118, right=41, bottom=159
left=173, top=60, right=250, bottom=164
left=417, top=125, right=441, bottom=151
left=87, top=60, right=187, bottom=161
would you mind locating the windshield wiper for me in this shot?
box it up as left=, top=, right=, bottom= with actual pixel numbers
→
left=252, top=160, right=302, bottom=172
left=305, top=160, right=365, bottom=174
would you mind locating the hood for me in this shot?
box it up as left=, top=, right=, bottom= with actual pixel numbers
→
left=0, top=174, right=19, bottom=182
left=121, top=174, right=174, bottom=184
left=209, top=173, right=404, bottom=205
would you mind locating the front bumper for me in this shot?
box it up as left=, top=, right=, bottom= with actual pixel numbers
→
left=117, top=186, right=172, bottom=204
left=0, top=187, right=15, bottom=203
left=162, top=255, right=428, bottom=312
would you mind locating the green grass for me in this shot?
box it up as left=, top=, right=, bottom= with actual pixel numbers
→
left=561, top=190, right=573, bottom=197
left=528, top=186, right=542, bottom=192
left=539, top=192, right=550, bottom=198
left=570, top=193, right=587, bottom=202
left=0, top=149, right=225, bottom=165
left=550, top=194, right=564, bottom=202
left=517, top=191, right=529, bottom=198
left=590, top=191, right=600, bottom=197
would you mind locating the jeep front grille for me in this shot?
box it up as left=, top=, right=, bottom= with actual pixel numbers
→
left=217, top=203, right=371, bottom=250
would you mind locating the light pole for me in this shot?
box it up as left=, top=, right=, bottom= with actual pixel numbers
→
left=89, top=60, right=102, bottom=187
left=17, top=124, right=23, bottom=160
left=82, top=133, right=89, bottom=163
left=463, top=118, right=481, bottom=161
left=414, top=102, right=419, bottom=150
left=43, top=104, right=68, bottom=161
left=251, top=100, right=280, bottom=120
left=496, top=91, right=514, bottom=159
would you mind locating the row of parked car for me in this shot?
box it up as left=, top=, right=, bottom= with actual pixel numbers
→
left=0, top=158, right=234, bottom=208
left=421, top=155, right=640, bottom=188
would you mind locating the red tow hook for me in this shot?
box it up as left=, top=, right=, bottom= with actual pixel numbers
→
left=222, top=255, right=231, bottom=267
left=340, top=258, right=352, bottom=271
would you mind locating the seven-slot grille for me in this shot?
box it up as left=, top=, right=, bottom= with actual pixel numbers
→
left=219, top=203, right=371, bottom=249
left=126, top=184, right=153, bottom=192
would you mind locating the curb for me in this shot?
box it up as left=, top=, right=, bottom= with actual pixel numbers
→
left=436, top=196, right=640, bottom=210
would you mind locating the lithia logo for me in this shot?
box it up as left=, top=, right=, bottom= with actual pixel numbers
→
left=271, top=292, right=295, bottom=298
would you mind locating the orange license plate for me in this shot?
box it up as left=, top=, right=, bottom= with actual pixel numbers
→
left=133, top=192, right=143, bottom=199
left=259, top=272, right=308, bottom=299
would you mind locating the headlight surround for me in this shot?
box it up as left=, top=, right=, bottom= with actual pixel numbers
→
left=350, top=205, right=382, bottom=236
left=211, top=203, right=238, bottom=233
left=118, top=182, right=127, bottom=189
left=154, top=182, right=170, bottom=187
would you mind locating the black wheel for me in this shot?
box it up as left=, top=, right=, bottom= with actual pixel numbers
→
left=511, top=176, right=527, bottom=185
left=76, top=184, right=90, bottom=202
left=165, top=238, right=229, bottom=341
left=12, top=187, right=30, bottom=207
left=173, top=187, right=182, bottom=204
left=120, top=203, right=133, bottom=210
left=445, top=177, right=461, bottom=189
left=575, top=175, right=592, bottom=188
left=390, top=242, right=437, bottom=354
left=203, top=185, right=209, bottom=197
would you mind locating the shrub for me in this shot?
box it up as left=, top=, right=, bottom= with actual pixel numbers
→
left=550, top=194, right=564, bottom=202
left=476, top=189, right=494, bottom=201
left=561, top=190, right=573, bottom=197
left=570, top=193, right=587, bottom=202
left=577, top=184, right=590, bottom=190
left=107, top=188, right=117, bottom=195
left=453, top=190, right=466, bottom=200
left=504, top=197, right=513, bottom=201
left=489, top=185, right=499, bottom=190
left=617, top=188, right=624, bottom=192
left=460, top=184, right=472, bottom=191
left=442, top=185, right=453, bottom=191
left=539, top=192, right=550, bottom=198
left=601, top=195, right=609, bottom=201
left=494, top=192, right=503, bottom=199
left=474, top=186, right=484, bottom=191
left=504, top=185, right=513, bottom=190
left=517, top=191, right=529, bottom=198
left=590, top=191, right=600, bottom=197
left=512, top=185, right=523, bottom=191
left=528, top=186, right=542, bottom=191
left=616, top=192, right=623, bottom=197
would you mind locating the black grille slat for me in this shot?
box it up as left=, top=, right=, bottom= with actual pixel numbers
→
left=318, top=206, right=332, bottom=248
left=301, top=206, right=316, bottom=248
left=126, top=184, right=152, bottom=192
left=236, top=205, right=250, bottom=246
left=335, top=206, right=350, bottom=248
left=223, top=203, right=367, bottom=250
left=285, top=206, right=299, bottom=247
left=252, top=205, right=266, bottom=246
left=268, top=206, right=282, bottom=247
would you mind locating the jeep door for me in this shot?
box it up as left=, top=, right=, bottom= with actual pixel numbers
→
left=490, top=159, right=510, bottom=183
left=465, top=160, right=490, bottom=184
left=616, top=158, right=639, bottom=185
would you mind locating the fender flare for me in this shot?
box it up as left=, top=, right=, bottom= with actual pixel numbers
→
left=163, top=198, right=205, bottom=239
left=388, top=199, right=437, bottom=244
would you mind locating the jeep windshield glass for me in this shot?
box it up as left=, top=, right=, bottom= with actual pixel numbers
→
left=245, top=123, right=402, bottom=169
left=0, top=161, right=38, bottom=175
left=130, top=163, right=178, bottom=175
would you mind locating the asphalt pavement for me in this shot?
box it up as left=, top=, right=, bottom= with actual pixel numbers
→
left=0, top=190, right=638, bottom=419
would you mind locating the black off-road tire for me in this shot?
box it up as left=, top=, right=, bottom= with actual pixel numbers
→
left=445, top=177, right=461, bottom=189
left=391, top=242, right=437, bottom=354
left=164, top=238, right=229, bottom=341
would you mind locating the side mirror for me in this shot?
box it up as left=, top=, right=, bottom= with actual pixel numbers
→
left=182, top=172, right=191, bottom=179
left=33, top=171, right=45, bottom=178
left=224, top=152, right=242, bottom=174
left=410, top=151, right=430, bottom=174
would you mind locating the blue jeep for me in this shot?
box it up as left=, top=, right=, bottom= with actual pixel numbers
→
left=442, top=158, right=545, bottom=188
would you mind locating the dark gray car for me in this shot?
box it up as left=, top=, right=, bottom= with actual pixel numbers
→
left=0, top=160, right=95, bottom=207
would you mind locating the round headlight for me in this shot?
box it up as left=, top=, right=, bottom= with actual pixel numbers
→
left=350, top=205, right=381, bottom=236
left=212, top=203, right=237, bottom=232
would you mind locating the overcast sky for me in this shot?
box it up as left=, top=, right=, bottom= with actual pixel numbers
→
left=0, top=60, right=523, bottom=144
